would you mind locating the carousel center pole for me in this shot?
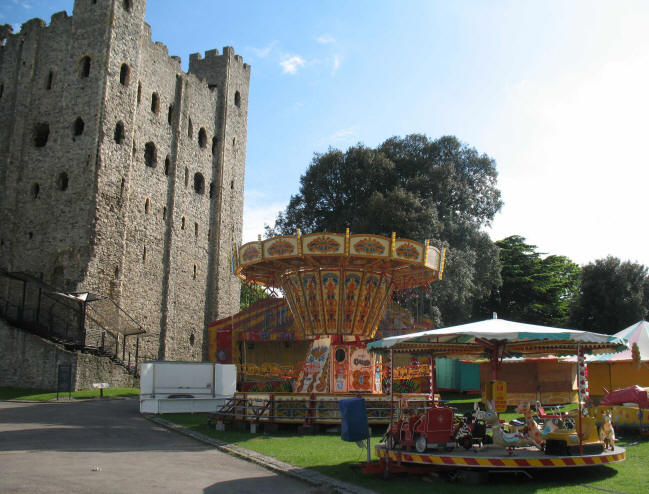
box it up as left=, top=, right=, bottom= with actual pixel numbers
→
left=386, top=348, right=393, bottom=474
left=429, top=355, right=436, bottom=403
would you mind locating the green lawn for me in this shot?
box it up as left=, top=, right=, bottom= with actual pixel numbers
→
left=162, top=408, right=648, bottom=494
left=0, top=386, right=140, bottom=401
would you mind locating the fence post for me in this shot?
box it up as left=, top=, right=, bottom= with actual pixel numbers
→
left=135, top=337, right=139, bottom=376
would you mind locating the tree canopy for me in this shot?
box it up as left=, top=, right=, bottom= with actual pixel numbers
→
left=268, top=134, right=503, bottom=326
left=482, top=235, right=581, bottom=326
left=569, top=256, right=649, bottom=334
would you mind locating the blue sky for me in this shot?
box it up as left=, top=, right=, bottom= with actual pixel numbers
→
left=3, top=1, right=649, bottom=266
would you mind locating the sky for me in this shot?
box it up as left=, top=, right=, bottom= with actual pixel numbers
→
left=3, top=0, right=649, bottom=267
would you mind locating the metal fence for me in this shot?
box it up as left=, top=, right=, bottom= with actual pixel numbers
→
left=0, top=268, right=144, bottom=376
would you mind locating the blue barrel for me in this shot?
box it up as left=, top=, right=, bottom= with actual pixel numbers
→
left=339, top=397, right=369, bottom=442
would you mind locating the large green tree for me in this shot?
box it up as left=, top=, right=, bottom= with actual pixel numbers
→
left=268, top=134, right=503, bottom=326
left=483, top=236, right=580, bottom=326
left=569, top=256, right=649, bottom=334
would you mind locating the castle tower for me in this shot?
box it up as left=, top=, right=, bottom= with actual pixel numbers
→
left=0, top=0, right=250, bottom=362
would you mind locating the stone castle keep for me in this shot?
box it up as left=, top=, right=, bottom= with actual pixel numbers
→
left=0, top=0, right=250, bottom=371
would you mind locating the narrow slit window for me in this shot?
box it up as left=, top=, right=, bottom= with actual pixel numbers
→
left=31, top=183, right=40, bottom=199
left=56, top=172, right=69, bottom=191
left=114, top=121, right=125, bottom=144
left=144, top=198, right=150, bottom=214
left=167, top=105, right=173, bottom=124
left=144, top=142, right=157, bottom=167
left=194, top=222, right=199, bottom=237
left=198, top=128, right=207, bottom=148
left=212, top=136, right=217, bottom=156
left=119, top=63, right=130, bottom=86
left=193, top=172, right=205, bottom=194
left=181, top=216, right=186, bottom=230
left=151, top=92, right=159, bottom=113
left=234, top=90, right=241, bottom=107
left=187, top=118, right=193, bottom=138
left=137, top=82, right=141, bottom=103
left=164, top=155, right=170, bottom=176
left=79, top=56, right=91, bottom=78
left=33, top=123, right=49, bottom=147
left=73, top=117, right=85, bottom=136
left=46, top=71, right=53, bottom=90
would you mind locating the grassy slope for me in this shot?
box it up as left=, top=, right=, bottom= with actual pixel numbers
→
left=0, top=387, right=140, bottom=401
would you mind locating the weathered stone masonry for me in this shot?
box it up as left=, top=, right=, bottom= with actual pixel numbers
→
left=0, top=0, right=249, bottom=365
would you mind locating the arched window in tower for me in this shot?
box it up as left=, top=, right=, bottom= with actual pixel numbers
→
left=119, top=63, right=130, bottom=86
left=73, top=117, right=84, bottom=136
left=198, top=127, right=207, bottom=148
left=56, top=172, right=69, bottom=191
left=181, top=216, right=186, bottom=230
left=114, top=121, right=125, bottom=144
left=46, top=71, right=53, bottom=90
left=33, top=122, right=49, bottom=147
left=151, top=92, right=159, bottom=113
left=234, top=90, right=241, bottom=107
left=193, top=172, right=204, bottom=194
left=144, top=198, right=150, bottom=214
left=144, top=142, right=157, bottom=167
left=123, top=0, right=132, bottom=12
left=79, top=56, right=91, bottom=78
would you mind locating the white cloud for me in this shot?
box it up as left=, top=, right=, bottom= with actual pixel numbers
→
left=280, top=55, right=305, bottom=75
left=321, top=126, right=357, bottom=145
left=332, top=54, right=341, bottom=74
left=250, top=40, right=278, bottom=59
left=316, top=34, right=336, bottom=44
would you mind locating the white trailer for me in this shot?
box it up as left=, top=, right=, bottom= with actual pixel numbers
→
left=139, top=361, right=236, bottom=414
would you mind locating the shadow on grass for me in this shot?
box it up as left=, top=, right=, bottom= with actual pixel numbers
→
left=310, top=462, right=620, bottom=494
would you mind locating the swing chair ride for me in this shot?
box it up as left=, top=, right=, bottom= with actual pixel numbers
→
left=223, top=229, right=446, bottom=425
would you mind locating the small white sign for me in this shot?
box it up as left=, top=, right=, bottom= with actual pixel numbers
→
left=92, top=382, right=110, bottom=389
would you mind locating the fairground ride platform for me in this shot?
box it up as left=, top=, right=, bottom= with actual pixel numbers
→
left=375, top=444, right=626, bottom=470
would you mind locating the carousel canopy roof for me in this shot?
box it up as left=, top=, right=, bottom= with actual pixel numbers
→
left=367, top=318, right=628, bottom=359
left=564, top=320, right=649, bottom=363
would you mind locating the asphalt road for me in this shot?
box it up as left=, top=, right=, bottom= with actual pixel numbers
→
left=0, top=398, right=316, bottom=494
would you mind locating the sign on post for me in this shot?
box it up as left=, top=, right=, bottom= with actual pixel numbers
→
left=92, top=382, right=110, bottom=397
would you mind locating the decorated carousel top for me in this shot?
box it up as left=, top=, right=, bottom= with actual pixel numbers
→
left=231, top=229, right=446, bottom=339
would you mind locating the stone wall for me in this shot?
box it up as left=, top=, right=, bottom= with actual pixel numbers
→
left=0, top=318, right=137, bottom=391
left=0, top=0, right=249, bottom=366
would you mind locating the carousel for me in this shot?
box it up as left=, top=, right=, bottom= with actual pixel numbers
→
left=216, top=229, right=446, bottom=426
left=366, top=319, right=629, bottom=477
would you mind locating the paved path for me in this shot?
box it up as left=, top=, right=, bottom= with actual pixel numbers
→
left=0, top=398, right=319, bottom=494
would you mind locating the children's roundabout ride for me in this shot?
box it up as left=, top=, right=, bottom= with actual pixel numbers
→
left=367, top=319, right=629, bottom=477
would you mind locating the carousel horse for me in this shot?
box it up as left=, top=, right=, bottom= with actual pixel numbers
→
left=599, top=410, right=616, bottom=451
left=515, top=402, right=547, bottom=450
left=485, top=401, right=535, bottom=452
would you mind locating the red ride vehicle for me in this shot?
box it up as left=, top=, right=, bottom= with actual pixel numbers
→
left=387, top=403, right=459, bottom=453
